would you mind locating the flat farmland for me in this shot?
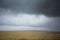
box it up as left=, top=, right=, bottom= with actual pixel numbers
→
left=0, top=30, right=60, bottom=40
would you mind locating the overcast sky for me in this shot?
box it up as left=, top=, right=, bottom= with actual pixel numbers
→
left=0, top=0, right=60, bottom=32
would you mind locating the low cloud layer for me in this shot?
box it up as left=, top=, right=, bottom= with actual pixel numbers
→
left=0, top=10, right=60, bottom=31
left=0, top=11, right=60, bottom=26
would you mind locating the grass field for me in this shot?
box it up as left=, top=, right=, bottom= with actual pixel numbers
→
left=0, top=30, right=60, bottom=40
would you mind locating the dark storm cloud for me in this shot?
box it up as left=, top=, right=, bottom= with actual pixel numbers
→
left=0, top=0, right=60, bottom=17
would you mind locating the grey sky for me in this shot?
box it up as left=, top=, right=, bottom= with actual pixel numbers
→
left=0, top=0, right=60, bottom=17
left=0, top=0, right=60, bottom=32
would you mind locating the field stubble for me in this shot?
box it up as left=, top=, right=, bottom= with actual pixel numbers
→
left=0, top=30, right=60, bottom=40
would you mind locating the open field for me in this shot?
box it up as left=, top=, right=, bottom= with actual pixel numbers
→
left=0, top=30, right=60, bottom=40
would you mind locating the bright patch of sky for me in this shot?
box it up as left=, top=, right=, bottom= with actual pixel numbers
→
left=0, top=13, right=60, bottom=32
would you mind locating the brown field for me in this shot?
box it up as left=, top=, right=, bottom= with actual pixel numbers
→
left=0, top=30, right=60, bottom=40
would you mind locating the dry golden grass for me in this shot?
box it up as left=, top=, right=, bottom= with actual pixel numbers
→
left=0, top=30, right=60, bottom=40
